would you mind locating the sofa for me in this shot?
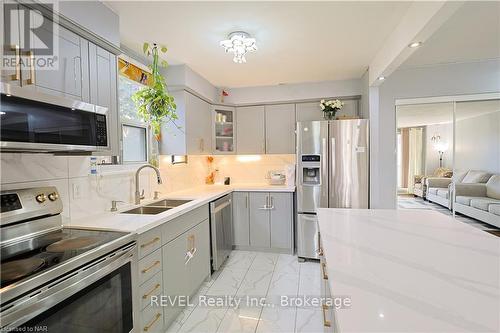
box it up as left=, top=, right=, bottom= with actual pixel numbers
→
left=426, top=177, right=453, bottom=208
left=414, top=168, right=452, bottom=199
left=454, top=174, right=500, bottom=228
left=426, top=169, right=490, bottom=210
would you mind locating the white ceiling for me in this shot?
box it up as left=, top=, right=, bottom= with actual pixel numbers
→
left=396, top=100, right=500, bottom=128
left=105, top=1, right=411, bottom=88
left=401, top=1, right=500, bottom=68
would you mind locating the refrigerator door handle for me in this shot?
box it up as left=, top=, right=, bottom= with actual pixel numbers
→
left=321, top=137, right=327, bottom=194
left=331, top=137, right=336, bottom=179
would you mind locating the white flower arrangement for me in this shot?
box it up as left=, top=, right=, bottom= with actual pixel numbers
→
left=320, top=99, right=344, bottom=119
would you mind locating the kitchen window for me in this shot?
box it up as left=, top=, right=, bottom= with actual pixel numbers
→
left=118, top=57, right=152, bottom=164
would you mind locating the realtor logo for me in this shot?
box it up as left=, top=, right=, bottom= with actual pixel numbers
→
left=3, top=2, right=58, bottom=72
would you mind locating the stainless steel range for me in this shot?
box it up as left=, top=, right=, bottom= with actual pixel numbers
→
left=0, top=186, right=137, bottom=332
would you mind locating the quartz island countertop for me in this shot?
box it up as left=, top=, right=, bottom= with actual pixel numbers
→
left=317, top=208, right=500, bottom=333
left=65, top=184, right=295, bottom=234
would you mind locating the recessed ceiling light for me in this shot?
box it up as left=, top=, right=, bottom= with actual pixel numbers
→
left=378, top=76, right=385, bottom=81
left=408, top=41, right=423, bottom=48
left=220, top=31, right=257, bottom=64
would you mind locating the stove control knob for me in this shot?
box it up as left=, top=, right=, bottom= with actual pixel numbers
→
left=35, top=193, right=46, bottom=203
left=48, top=192, right=59, bottom=201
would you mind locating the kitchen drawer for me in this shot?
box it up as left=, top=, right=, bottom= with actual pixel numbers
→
left=139, top=271, right=162, bottom=310
left=162, top=205, right=209, bottom=243
left=139, top=249, right=162, bottom=285
left=139, top=303, right=164, bottom=333
left=138, top=228, right=162, bottom=259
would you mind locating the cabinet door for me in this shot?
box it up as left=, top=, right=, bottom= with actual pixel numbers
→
left=336, top=99, right=359, bottom=118
left=232, top=192, right=250, bottom=247
left=162, top=234, right=189, bottom=329
left=186, top=92, right=212, bottom=154
left=296, top=102, right=323, bottom=122
left=187, top=219, right=211, bottom=293
left=269, top=192, right=293, bottom=250
left=1, top=2, right=22, bottom=87
left=236, top=106, right=265, bottom=154
left=265, top=104, right=296, bottom=154
left=29, top=10, right=90, bottom=100
left=213, top=106, right=236, bottom=154
left=249, top=192, right=270, bottom=248
left=89, top=43, right=118, bottom=155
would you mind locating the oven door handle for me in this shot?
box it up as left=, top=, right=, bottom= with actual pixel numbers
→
left=1, top=243, right=136, bottom=330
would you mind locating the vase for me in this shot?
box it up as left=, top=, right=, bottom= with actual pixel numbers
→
left=323, top=111, right=336, bottom=120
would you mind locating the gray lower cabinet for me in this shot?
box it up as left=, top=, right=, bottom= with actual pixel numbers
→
left=233, top=191, right=293, bottom=253
left=136, top=205, right=210, bottom=332
left=162, top=218, right=210, bottom=329
left=249, top=192, right=271, bottom=248
left=162, top=231, right=190, bottom=329
left=269, top=192, right=293, bottom=250
left=232, top=192, right=250, bottom=247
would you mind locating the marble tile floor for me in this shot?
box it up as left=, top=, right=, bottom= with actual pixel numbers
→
left=165, top=251, right=323, bottom=333
left=397, top=195, right=499, bottom=232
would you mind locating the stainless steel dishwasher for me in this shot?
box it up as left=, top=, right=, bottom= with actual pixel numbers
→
left=210, top=194, right=233, bottom=271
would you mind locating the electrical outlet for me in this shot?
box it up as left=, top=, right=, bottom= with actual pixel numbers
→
left=72, top=183, right=82, bottom=199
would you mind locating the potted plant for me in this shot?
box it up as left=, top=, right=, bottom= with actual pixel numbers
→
left=320, top=99, right=344, bottom=120
left=132, top=43, right=177, bottom=167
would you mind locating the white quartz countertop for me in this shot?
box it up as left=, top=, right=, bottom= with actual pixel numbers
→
left=317, top=208, right=500, bottom=333
left=65, top=184, right=294, bottom=234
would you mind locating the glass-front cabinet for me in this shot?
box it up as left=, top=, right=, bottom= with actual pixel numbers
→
left=213, top=106, right=236, bottom=154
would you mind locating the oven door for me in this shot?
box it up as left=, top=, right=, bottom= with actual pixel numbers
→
left=0, top=243, right=136, bottom=332
left=0, top=83, right=109, bottom=152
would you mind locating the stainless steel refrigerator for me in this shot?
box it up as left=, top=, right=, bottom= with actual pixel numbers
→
left=296, top=120, right=369, bottom=259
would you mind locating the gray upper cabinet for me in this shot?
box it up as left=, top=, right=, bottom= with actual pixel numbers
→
left=249, top=192, right=271, bottom=248
left=89, top=43, right=118, bottom=155
left=295, top=102, right=323, bottom=122
left=232, top=192, right=250, bottom=247
left=4, top=6, right=91, bottom=101
left=296, top=99, right=359, bottom=121
left=269, top=192, right=293, bottom=250
left=161, top=90, right=212, bottom=155
left=265, top=104, right=296, bottom=154
left=236, top=105, right=265, bottom=154
left=28, top=9, right=88, bottom=100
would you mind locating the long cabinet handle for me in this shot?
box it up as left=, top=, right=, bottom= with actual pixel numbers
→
left=141, top=260, right=160, bottom=274
left=322, top=304, right=331, bottom=327
left=142, top=283, right=161, bottom=299
left=143, top=313, right=161, bottom=332
left=321, top=262, right=328, bottom=280
left=141, top=237, right=160, bottom=249
left=10, top=45, right=21, bottom=81
left=24, top=51, right=35, bottom=85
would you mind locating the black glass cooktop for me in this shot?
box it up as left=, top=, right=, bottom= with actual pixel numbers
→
left=0, top=228, right=128, bottom=288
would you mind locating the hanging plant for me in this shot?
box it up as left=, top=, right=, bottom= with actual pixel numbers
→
left=132, top=43, right=177, bottom=141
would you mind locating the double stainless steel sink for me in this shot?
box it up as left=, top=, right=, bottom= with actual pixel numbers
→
left=121, top=199, right=192, bottom=215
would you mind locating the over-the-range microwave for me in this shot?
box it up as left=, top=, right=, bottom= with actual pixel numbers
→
left=0, top=83, right=109, bottom=153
